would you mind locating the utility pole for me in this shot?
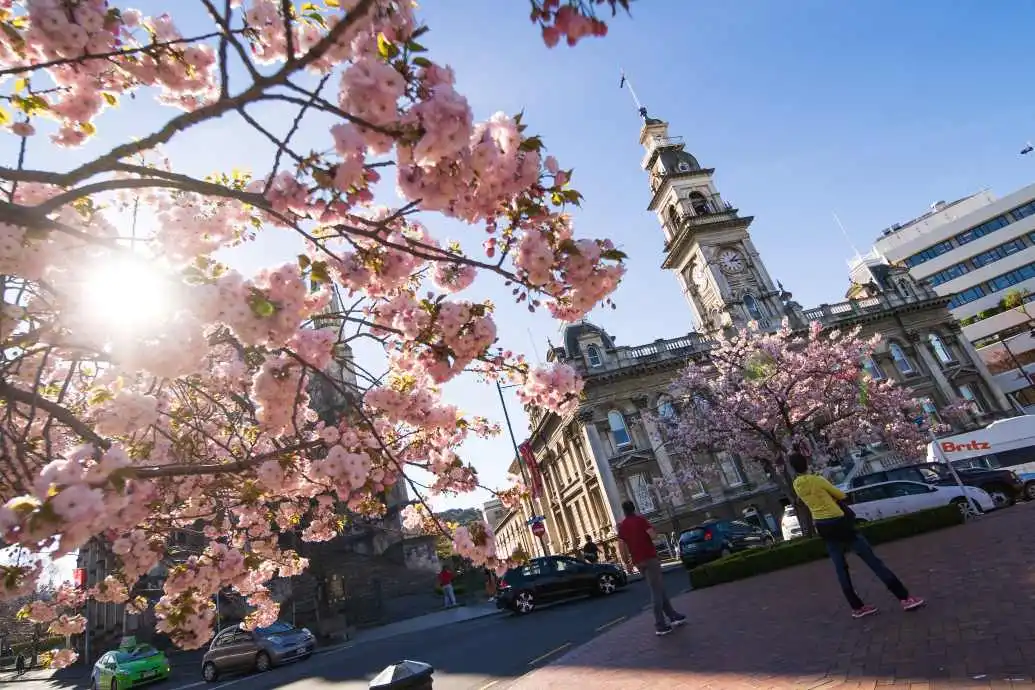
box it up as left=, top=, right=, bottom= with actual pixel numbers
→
left=496, top=381, right=549, bottom=557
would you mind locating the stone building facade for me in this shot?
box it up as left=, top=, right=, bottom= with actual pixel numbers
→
left=495, top=110, right=1012, bottom=559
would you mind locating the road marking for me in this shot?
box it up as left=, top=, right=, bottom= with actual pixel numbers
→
left=527, top=642, right=571, bottom=666
left=595, top=616, right=627, bottom=632
left=167, top=682, right=205, bottom=690
left=478, top=681, right=500, bottom=690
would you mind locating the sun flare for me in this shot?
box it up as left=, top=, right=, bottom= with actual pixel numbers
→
left=79, top=253, right=175, bottom=335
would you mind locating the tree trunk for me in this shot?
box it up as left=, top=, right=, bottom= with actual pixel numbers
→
left=772, top=465, right=815, bottom=537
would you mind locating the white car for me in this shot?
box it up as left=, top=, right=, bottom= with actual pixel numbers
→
left=780, top=505, right=803, bottom=541
left=844, top=480, right=994, bottom=520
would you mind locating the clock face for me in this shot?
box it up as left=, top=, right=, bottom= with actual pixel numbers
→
left=717, top=249, right=746, bottom=274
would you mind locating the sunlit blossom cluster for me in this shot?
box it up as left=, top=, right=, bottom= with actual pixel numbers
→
left=0, top=0, right=630, bottom=665
left=660, top=320, right=959, bottom=495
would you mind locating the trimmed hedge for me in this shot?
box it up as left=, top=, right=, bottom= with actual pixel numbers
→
left=688, top=505, right=965, bottom=589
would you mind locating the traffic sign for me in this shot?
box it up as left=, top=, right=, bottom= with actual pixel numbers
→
left=531, top=522, right=545, bottom=537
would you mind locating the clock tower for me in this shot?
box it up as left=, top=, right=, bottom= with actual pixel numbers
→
left=639, top=109, right=789, bottom=335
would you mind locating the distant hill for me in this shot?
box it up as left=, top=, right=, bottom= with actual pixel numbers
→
left=434, top=507, right=482, bottom=526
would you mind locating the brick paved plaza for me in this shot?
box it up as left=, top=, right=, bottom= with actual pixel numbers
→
left=513, top=502, right=1035, bottom=689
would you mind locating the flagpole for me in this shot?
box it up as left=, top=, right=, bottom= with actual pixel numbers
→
left=619, top=68, right=646, bottom=116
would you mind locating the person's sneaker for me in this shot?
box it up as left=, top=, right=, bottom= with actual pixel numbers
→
left=669, top=614, right=687, bottom=627
left=851, top=604, right=879, bottom=619
left=655, top=624, right=674, bottom=636
left=901, top=596, right=926, bottom=611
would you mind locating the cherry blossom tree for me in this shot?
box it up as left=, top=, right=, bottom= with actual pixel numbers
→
left=0, top=0, right=635, bottom=665
left=661, top=321, right=951, bottom=515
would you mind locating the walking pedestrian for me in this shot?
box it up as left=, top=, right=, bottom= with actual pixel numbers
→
left=15, top=653, right=25, bottom=676
left=617, top=500, right=686, bottom=636
left=581, top=534, right=599, bottom=564
left=438, top=564, right=457, bottom=608
left=789, top=452, right=925, bottom=618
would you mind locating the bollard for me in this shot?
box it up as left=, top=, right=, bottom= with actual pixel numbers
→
left=369, top=660, right=435, bottom=690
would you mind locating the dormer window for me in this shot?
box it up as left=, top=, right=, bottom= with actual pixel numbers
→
left=586, top=345, right=602, bottom=368
left=677, top=161, right=691, bottom=173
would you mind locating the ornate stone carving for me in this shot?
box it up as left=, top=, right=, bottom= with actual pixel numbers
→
left=903, top=330, right=922, bottom=345
left=577, top=408, right=595, bottom=423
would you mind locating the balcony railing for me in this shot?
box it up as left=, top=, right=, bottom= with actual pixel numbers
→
left=801, top=289, right=941, bottom=328
left=641, top=136, right=686, bottom=168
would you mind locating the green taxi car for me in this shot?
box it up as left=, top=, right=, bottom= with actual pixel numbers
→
left=91, top=643, right=171, bottom=689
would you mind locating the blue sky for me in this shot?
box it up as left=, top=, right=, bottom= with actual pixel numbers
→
left=4, top=1, right=1035, bottom=521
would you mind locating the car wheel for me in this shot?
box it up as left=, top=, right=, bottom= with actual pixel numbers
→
left=255, top=651, right=272, bottom=673
left=1025, top=481, right=1035, bottom=501
left=514, top=590, right=536, bottom=615
left=985, top=485, right=1014, bottom=508
left=720, top=546, right=732, bottom=558
left=951, top=497, right=977, bottom=518
left=597, top=573, right=618, bottom=595
left=203, top=662, right=220, bottom=683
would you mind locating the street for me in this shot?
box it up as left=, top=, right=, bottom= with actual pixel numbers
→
left=27, top=568, right=688, bottom=690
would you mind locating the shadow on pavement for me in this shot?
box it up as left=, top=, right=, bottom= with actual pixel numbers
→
left=509, top=504, right=1035, bottom=688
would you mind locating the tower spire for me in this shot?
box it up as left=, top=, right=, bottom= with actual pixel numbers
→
left=619, top=69, right=648, bottom=120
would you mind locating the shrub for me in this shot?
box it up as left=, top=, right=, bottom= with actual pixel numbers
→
left=688, top=505, right=965, bottom=589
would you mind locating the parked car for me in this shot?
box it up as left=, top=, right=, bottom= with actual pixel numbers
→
left=201, top=621, right=315, bottom=683
left=91, top=644, right=170, bottom=689
left=781, top=505, right=803, bottom=541
left=654, top=536, right=676, bottom=561
left=850, top=461, right=1022, bottom=508
left=495, top=555, right=628, bottom=615
left=845, top=479, right=994, bottom=520
left=678, top=519, right=775, bottom=568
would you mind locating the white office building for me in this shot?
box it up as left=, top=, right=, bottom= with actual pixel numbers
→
left=872, top=184, right=1035, bottom=411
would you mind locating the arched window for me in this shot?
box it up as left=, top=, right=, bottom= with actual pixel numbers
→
left=657, top=396, right=676, bottom=419
left=928, top=333, right=954, bottom=365
left=889, top=342, right=915, bottom=375
left=607, top=410, right=631, bottom=447
left=862, top=356, right=885, bottom=381
left=689, top=191, right=710, bottom=216
left=668, top=205, right=680, bottom=226
left=743, top=294, right=763, bottom=321
left=586, top=345, right=602, bottom=368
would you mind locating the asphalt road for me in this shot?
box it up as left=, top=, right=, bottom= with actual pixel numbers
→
left=145, top=567, right=690, bottom=690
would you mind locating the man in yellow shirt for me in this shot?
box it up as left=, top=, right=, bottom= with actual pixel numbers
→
left=790, top=453, right=925, bottom=618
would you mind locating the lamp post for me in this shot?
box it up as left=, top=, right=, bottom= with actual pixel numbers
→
left=495, top=380, right=549, bottom=557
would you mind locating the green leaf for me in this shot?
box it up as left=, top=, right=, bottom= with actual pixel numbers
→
left=13, top=78, right=27, bottom=92
left=406, top=40, right=427, bottom=53
left=0, top=105, right=9, bottom=127
left=79, top=121, right=96, bottom=136
left=102, top=92, right=118, bottom=106
left=601, top=248, right=628, bottom=261
left=297, top=254, right=311, bottom=269
left=518, top=135, right=543, bottom=152
left=250, top=296, right=276, bottom=318
left=413, top=56, right=432, bottom=68
left=377, top=32, right=398, bottom=59
left=310, top=261, right=330, bottom=284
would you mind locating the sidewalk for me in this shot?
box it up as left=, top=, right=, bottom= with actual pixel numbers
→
left=512, top=503, right=1035, bottom=689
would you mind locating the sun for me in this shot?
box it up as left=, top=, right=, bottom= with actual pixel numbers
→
left=79, top=252, right=176, bottom=336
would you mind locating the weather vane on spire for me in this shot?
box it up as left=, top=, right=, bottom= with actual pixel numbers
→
left=619, top=69, right=648, bottom=120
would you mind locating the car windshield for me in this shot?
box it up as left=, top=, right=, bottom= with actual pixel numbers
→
left=256, top=621, right=294, bottom=636
left=114, top=646, right=159, bottom=663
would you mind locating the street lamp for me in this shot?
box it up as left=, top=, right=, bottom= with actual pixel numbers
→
left=495, top=380, right=549, bottom=557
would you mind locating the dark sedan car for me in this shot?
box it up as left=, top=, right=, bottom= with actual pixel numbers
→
left=495, top=555, right=628, bottom=615
left=679, top=519, right=775, bottom=569
left=201, top=621, right=314, bottom=682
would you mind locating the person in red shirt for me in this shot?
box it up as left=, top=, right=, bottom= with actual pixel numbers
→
left=617, top=500, right=686, bottom=636
left=438, top=565, right=457, bottom=608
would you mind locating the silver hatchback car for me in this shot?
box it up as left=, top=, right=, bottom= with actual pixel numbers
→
left=201, top=621, right=315, bottom=682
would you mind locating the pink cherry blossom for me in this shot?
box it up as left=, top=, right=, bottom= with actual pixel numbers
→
left=0, top=0, right=631, bottom=666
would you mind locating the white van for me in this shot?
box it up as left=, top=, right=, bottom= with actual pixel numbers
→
left=927, top=416, right=1035, bottom=500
